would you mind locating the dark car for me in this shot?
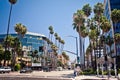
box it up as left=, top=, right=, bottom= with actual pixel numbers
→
left=20, top=68, right=32, bottom=73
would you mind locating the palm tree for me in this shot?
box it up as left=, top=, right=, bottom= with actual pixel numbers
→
left=60, top=40, right=65, bottom=52
left=14, top=23, right=27, bottom=68
left=93, top=3, right=104, bottom=73
left=0, top=44, right=4, bottom=66
left=73, top=10, right=85, bottom=66
left=51, top=44, right=58, bottom=69
left=3, top=35, right=14, bottom=66
left=6, top=0, right=17, bottom=44
left=9, top=0, right=17, bottom=4
left=48, top=26, right=54, bottom=41
left=100, top=16, right=111, bottom=33
left=62, top=52, right=69, bottom=68
left=114, top=33, right=120, bottom=43
left=54, top=33, right=58, bottom=45
left=14, top=23, right=27, bottom=37
left=11, top=37, right=22, bottom=69
left=82, top=4, right=92, bottom=18
left=93, top=3, right=104, bottom=16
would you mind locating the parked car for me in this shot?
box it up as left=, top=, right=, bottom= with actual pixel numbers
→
left=0, top=67, right=11, bottom=73
left=20, top=68, right=32, bottom=73
left=57, top=67, right=62, bottom=71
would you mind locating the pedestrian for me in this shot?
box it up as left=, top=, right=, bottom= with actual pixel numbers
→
left=74, top=68, right=77, bottom=77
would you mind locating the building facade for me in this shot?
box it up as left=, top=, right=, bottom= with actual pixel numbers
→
left=0, top=32, right=46, bottom=67
left=104, top=0, right=120, bottom=69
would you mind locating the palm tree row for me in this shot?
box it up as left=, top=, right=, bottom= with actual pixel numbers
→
left=72, top=2, right=114, bottom=71
left=41, top=26, right=66, bottom=70
left=73, top=2, right=120, bottom=76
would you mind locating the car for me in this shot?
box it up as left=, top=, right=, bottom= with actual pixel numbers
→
left=20, top=68, right=32, bottom=73
left=57, top=67, right=62, bottom=71
left=0, top=67, right=11, bottom=73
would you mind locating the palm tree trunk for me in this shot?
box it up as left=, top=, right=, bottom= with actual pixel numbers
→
left=83, top=38, right=85, bottom=67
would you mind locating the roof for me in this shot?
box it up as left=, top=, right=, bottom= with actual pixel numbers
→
left=26, top=32, right=46, bottom=37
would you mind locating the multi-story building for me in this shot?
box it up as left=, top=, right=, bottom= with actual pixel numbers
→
left=0, top=32, right=46, bottom=68
left=104, top=0, right=120, bottom=69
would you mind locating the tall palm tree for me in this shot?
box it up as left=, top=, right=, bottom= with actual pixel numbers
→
left=14, top=23, right=27, bottom=68
left=73, top=10, right=85, bottom=66
left=60, top=40, right=65, bottom=52
left=48, top=26, right=54, bottom=41
left=82, top=4, right=92, bottom=18
left=9, top=0, right=17, bottom=4
left=93, top=2, right=104, bottom=72
left=51, top=44, right=58, bottom=69
left=6, top=0, right=17, bottom=42
left=54, top=33, right=58, bottom=46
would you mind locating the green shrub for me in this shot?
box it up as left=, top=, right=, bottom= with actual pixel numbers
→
left=103, top=71, right=108, bottom=75
left=14, top=63, right=21, bottom=71
left=111, top=70, right=115, bottom=75
left=82, top=68, right=96, bottom=75
left=118, top=69, right=120, bottom=74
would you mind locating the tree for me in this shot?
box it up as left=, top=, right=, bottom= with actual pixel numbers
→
left=3, top=35, right=14, bottom=66
left=73, top=10, right=85, bottom=67
left=9, top=0, right=17, bottom=4
left=82, top=4, right=92, bottom=17
left=54, top=33, right=58, bottom=46
left=62, top=52, right=69, bottom=61
left=0, top=44, right=4, bottom=65
left=93, top=3, right=104, bottom=16
left=48, top=26, right=54, bottom=41
left=14, top=23, right=27, bottom=37
left=14, top=23, right=27, bottom=67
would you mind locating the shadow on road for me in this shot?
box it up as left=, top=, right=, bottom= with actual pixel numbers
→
left=61, top=73, right=74, bottom=78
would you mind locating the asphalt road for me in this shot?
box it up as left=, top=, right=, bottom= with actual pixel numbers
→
left=0, top=70, right=74, bottom=80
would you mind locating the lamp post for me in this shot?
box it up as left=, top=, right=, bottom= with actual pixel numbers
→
left=67, top=36, right=79, bottom=64
left=6, top=0, right=17, bottom=39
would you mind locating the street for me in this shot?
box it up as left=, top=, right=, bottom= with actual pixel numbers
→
left=0, top=70, right=74, bottom=80
left=0, top=70, right=118, bottom=80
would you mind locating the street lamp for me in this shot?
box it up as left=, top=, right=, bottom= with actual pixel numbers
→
left=6, top=0, right=17, bottom=38
left=67, top=36, right=79, bottom=64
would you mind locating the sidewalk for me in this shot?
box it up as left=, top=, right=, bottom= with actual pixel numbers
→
left=74, top=75, right=118, bottom=80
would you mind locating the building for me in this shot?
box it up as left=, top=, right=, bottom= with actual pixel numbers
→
left=0, top=32, right=46, bottom=68
left=104, top=0, right=120, bottom=69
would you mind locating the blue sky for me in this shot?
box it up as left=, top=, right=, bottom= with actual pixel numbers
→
left=0, top=0, right=103, bottom=61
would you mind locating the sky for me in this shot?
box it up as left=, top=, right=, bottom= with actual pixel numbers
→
left=0, top=0, right=103, bottom=61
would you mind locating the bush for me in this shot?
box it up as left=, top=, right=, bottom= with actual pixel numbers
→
left=118, top=69, right=120, bottom=74
left=111, top=70, right=115, bottom=75
left=14, top=63, right=21, bottom=71
left=82, top=68, right=96, bottom=75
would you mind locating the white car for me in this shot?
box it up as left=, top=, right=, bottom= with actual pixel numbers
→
left=0, top=67, right=11, bottom=73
